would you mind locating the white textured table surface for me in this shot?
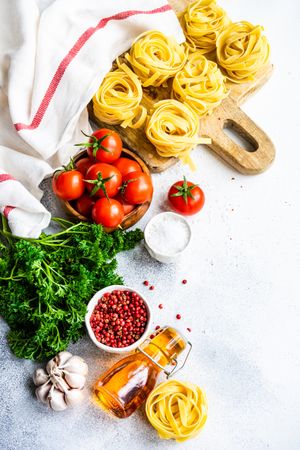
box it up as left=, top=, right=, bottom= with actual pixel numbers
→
left=1, top=1, right=300, bottom=449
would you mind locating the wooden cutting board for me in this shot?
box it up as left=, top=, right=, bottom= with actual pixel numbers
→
left=89, top=0, right=275, bottom=174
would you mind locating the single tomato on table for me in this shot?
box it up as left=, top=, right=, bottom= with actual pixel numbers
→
left=77, top=129, right=122, bottom=163
left=85, top=163, right=122, bottom=198
left=92, top=198, right=124, bottom=228
left=75, top=194, right=96, bottom=218
left=113, top=157, right=141, bottom=177
left=168, top=177, right=205, bottom=215
left=75, top=157, right=93, bottom=176
left=52, top=165, right=85, bottom=201
left=121, top=171, right=153, bottom=205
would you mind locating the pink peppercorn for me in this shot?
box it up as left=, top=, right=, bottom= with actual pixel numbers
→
left=176, top=314, right=181, bottom=320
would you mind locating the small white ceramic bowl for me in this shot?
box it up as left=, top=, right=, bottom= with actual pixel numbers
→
left=144, top=212, right=192, bottom=264
left=85, top=285, right=152, bottom=354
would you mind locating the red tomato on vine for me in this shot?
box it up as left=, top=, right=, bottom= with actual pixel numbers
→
left=52, top=159, right=85, bottom=201
left=121, top=171, right=153, bottom=205
left=85, top=163, right=122, bottom=198
left=76, top=129, right=122, bottom=163
left=168, top=177, right=205, bottom=215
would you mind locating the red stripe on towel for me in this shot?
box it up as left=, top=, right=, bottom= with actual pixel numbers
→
left=14, top=4, right=171, bottom=131
left=3, top=206, right=15, bottom=218
left=0, top=174, right=16, bottom=182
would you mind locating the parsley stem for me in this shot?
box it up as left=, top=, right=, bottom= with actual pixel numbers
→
left=40, top=222, right=84, bottom=241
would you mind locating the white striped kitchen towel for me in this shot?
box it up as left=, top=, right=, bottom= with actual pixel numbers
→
left=0, top=0, right=184, bottom=237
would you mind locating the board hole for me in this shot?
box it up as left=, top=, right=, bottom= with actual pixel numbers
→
left=223, top=119, right=258, bottom=153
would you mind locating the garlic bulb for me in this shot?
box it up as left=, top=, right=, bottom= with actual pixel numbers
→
left=33, top=351, right=88, bottom=411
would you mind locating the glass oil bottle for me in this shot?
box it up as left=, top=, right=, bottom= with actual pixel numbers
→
left=93, top=326, right=187, bottom=418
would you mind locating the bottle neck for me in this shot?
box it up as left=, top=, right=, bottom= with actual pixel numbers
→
left=141, top=342, right=171, bottom=368
left=139, top=327, right=186, bottom=370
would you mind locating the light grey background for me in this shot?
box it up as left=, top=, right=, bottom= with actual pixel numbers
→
left=1, top=0, right=300, bottom=449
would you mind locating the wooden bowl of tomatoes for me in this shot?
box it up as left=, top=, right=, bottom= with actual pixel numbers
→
left=52, top=129, right=153, bottom=232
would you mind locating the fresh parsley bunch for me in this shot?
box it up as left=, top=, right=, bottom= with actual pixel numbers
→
left=0, top=217, right=143, bottom=361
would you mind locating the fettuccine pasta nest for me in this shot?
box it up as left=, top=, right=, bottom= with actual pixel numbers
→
left=93, top=62, right=146, bottom=128
left=216, top=21, right=270, bottom=83
left=172, top=51, right=228, bottom=117
left=126, top=30, right=187, bottom=87
left=145, top=99, right=211, bottom=167
left=146, top=380, right=208, bottom=442
left=180, top=0, right=230, bottom=54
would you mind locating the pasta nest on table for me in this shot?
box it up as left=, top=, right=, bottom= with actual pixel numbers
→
left=145, top=99, right=211, bottom=168
left=126, top=30, right=187, bottom=87
left=92, top=62, right=147, bottom=129
left=216, top=21, right=270, bottom=83
left=180, top=0, right=230, bottom=54
left=172, top=51, right=228, bottom=117
left=145, top=380, right=208, bottom=442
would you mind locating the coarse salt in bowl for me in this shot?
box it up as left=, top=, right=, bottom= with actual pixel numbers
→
left=144, top=212, right=191, bottom=263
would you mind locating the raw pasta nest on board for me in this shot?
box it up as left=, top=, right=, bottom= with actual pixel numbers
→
left=126, top=30, right=187, bottom=87
left=93, top=62, right=146, bottom=129
left=172, top=51, right=228, bottom=117
left=145, top=99, right=211, bottom=169
left=180, top=0, right=230, bottom=54
left=216, top=21, right=270, bottom=83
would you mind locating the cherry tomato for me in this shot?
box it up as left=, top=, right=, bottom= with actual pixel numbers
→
left=75, top=194, right=96, bottom=218
left=121, top=171, right=153, bottom=205
left=85, top=163, right=122, bottom=198
left=92, top=198, right=124, bottom=228
left=75, top=157, right=93, bottom=176
left=113, top=157, right=141, bottom=177
left=114, top=193, right=135, bottom=215
left=52, top=170, right=84, bottom=201
left=79, top=129, right=122, bottom=163
left=168, top=177, right=205, bottom=215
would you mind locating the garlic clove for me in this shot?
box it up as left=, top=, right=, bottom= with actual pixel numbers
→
left=33, top=368, right=49, bottom=386
left=56, top=351, right=73, bottom=367
left=46, top=358, right=57, bottom=375
left=35, top=381, right=51, bottom=404
left=62, top=356, right=88, bottom=376
left=65, top=389, right=85, bottom=407
left=48, top=387, right=67, bottom=411
left=64, top=372, right=86, bottom=389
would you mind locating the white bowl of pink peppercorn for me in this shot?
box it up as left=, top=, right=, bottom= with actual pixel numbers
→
left=85, top=285, right=152, bottom=354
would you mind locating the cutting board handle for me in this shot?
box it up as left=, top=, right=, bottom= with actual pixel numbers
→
left=201, top=97, right=275, bottom=174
